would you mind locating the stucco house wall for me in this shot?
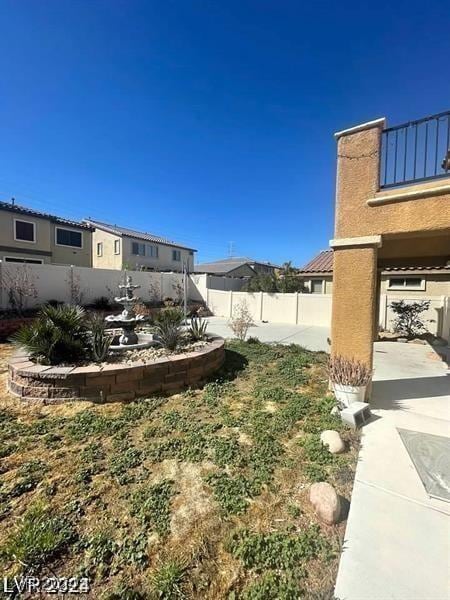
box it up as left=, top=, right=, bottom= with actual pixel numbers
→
left=0, top=206, right=92, bottom=267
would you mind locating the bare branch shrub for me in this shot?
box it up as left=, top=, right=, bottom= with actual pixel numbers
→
left=328, top=355, right=372, bottom=387
left=3, top=264, right=38, bottom=315
left=229, top=301, right=255, bottom=341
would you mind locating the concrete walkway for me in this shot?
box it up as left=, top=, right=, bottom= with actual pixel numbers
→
left=206, top=317, right=330, bottom=352
left=335, top=342, right=450, bottom=600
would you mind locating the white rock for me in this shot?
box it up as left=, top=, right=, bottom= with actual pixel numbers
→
left=320, top=430, right=345, bottom=454
left=309, top=482, right=341, bottom=525
left=330, top=406, right=340, bottom=417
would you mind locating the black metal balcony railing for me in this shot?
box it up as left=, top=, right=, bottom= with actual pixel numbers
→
left=380, top=110, right=450, bottom=188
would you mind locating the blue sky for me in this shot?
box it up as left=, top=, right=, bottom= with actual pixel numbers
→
left=0, top=1, right=449, bottom=266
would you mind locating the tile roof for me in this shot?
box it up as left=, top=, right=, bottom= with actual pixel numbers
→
left=0, top=200, right=93, bottom=230
left=194, top=256, right=281, bottom=274
left=84, top=219, right=196, bottom=251
left=299, top=250, right=334, bottom=273
left=299, top=249, right=450, bottom=274
left=382, top=265, right=450, bottom=272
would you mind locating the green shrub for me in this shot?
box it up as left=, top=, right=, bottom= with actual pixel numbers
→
left=13, top=304, right=88, bottom=365
left=154, top=308, right=184, bottom=350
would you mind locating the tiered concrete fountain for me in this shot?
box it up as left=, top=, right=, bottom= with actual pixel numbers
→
left=105, top=275, right=156, bottom=351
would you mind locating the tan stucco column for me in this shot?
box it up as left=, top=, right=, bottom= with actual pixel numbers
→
left=330, top=236, right=381, bottom=369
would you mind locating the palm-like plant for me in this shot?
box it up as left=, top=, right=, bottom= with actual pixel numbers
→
left=189, top=316, right=208, bottom=341
left=13, top=304, right=88, bottom=365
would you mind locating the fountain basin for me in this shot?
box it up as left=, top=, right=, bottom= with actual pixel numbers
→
left=109, top=332, right=158, bottom=352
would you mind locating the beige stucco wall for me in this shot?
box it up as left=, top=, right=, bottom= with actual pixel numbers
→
left=302, top=276, right=333, bottom=294
left=92, top=228, right=194, bottom=272
left=0, top=208, right=91, bottom=266
left=331, top=246, right=378, bottom=366
left=332, top=117, right=450, bottom=373
left=92, top=229, right=123, bottom=270
left=380, top=273, right=450, bottom=296
left=50, top=223, right=92, bottom=267
left=335, top=124, right=450, bottom=240
left=122, top=237, right=194, bottom=272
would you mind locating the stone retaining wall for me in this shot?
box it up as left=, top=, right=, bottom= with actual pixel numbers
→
left=8, top=337, right=225, bottom=404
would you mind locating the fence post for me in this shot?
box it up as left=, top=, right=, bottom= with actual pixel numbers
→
left=229, top=291, right=233, bottom=318
left=259, top=292, right=264, bottom=321
left=295, top=292, right=299, bottom=325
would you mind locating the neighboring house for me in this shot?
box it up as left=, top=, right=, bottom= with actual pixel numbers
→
left=298, top=250, right=334, bottom=293
left=85, top=219, right=196, bottom=272
left=0, top=200, right=93, bottom=266
left=299, top=249, right=450, bottom=297
left=194, top=256, right=280, bottom=277
left=330, top=109, right=450, bottom=369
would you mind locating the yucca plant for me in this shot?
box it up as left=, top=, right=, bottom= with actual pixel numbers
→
left=12, top=304, right=88, bottom=365
left=189, top=316, right=208, bottom=341
left=154, top=322, right=182, bottom=351
left=154, top=308, right=184, bottom=351
left=155, top=307, right=184, bottom=328
left=88, top=314, right=112, bottom=363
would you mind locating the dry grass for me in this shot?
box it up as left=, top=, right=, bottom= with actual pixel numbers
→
left=0, top=340, right=359, bottom=599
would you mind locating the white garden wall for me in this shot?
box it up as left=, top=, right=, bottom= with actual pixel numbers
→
left=0, top=262, right=188, bottom=309
left=206, top=289, right=332, bottom=327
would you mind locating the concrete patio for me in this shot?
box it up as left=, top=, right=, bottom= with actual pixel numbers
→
left=335, top=342, right=450, bottom=600
left=206, top=316, right=330, bottom=351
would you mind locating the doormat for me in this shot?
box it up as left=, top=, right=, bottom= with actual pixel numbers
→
left=397, top=428, right=450, bottom=503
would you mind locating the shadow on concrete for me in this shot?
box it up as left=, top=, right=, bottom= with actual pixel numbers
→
left=372, top=374, right=450, bottom=408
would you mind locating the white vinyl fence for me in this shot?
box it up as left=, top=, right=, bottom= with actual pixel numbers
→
left=206, top=289, right=332, bottom=327
left=0, top=262, right=196, bottom=309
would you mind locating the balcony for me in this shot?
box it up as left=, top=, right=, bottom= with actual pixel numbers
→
left=380, top=110, right=450, bottom=189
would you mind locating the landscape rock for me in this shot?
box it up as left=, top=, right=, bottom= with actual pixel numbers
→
left=330, top=406, right=340, bottom=417
left=309, top=482, right=341, bottom=525
left=320, top=430, right=345, bottom=454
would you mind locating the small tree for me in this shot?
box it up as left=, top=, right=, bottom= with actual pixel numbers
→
left=229, top=301, right=255, bottom=341
left=389, top=300, right=431, bottom=337
left=3, top=264, right=38, bottom=315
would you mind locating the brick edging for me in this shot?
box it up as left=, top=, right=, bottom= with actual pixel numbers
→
left=8, top=337, right=225, bottom=404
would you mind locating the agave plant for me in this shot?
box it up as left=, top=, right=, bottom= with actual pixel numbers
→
left=88, top=314, right=112, bottom=363
left=13, top=304, right=88, bottom=365
left=154, top=308, right=184, bottom=351
left=189, top=316, right=208, bottom=341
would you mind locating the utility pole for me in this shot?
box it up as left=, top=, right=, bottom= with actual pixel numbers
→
left=228, top=241, right=235, bottom=257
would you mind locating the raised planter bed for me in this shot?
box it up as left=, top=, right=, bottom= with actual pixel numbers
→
left=8, top=336, right=225, bottom=404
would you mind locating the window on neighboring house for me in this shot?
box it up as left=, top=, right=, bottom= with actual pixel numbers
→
left=387, top=277, right=425, bottom=291
left=114, top=240, right=120, bottom=255
left=97, top=242, right=103, bottom=257
left=56, top=227, right=82, bottom=248
left=310, top=279, right=324, bottom=294
left=132, top=242, right=146, bottom=256
left=14, top=219, right=35, bottom=242
left=172, top=249, right=181, bottom=261
left=147, top=245, right=159, bottom=258
left=4, top=256, right=43, bottom=264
